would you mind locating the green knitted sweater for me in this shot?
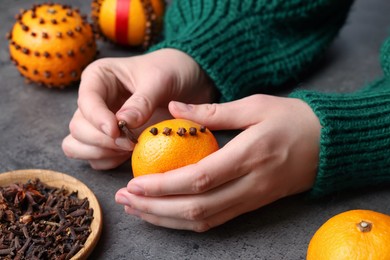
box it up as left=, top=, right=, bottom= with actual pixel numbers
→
left=150, top=0, right=390, bottom=197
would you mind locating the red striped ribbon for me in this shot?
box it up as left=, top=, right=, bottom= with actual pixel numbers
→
left=115, top=0, right=131, bottom=45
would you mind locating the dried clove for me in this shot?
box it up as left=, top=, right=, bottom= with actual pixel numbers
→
left=162, top=127, right=172, bottom=136
left=67, top=50, right=74, bottom=57
left=44, top=71, right=51, bottom=78
left=177, top=127, right=186, bottom=136
left=118, top=120, right=138, bottom=144
left=21, top=25, right=29, bottom=32
left=70, top=71, right=78, bottom=78
left=189, top=127, right=197, bottom=136
left=0, top=178, right=93, bottom=259
left=149, top=127, right=158, bottom=135
left=22, top=48, right=30, bottom=55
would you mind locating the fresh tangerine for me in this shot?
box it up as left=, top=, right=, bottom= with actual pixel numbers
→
left=307, top=209, right=390, bottom=260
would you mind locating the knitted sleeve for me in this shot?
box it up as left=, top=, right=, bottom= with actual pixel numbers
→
left=289, top=36, right=390, bottom=197
left=150, top=0, right=354, bottom=102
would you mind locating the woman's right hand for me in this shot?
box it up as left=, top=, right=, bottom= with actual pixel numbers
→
left=62, top=49, right=217, bottom=170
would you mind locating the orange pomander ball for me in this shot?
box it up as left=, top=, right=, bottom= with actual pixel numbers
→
left=131, top=119, right=219, bottom=177
left=91, top=0, right=165, bottom=49
left=7, top=3, right=97, bottom=88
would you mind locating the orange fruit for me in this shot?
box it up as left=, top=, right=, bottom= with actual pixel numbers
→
left=7, top=3, right=97, bottom=88
left=131, top=119, right=219, bottom=177
left=307, top=209, right=390, bottom=260
left=91, top=0, right=165, bottom=48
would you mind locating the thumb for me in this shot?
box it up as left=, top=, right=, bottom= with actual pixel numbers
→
left=168, top=98, right=259, bottom=130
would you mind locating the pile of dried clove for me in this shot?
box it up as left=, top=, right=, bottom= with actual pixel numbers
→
left=0, top=179, right=93, bottom=259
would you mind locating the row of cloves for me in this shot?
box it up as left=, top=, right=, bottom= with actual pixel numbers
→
left=17, top=3, right=78, bottom=13
left=15, top=5, right=86, bottom=20
left=9, top=41, right=94, bottom=58
left=11, top=23, right=86, bottom=39
left=10, top=4, right=88, bottom=41
left=24, top=68, right=78, bottom=79
left=150, top=126, right=207, bottom=136
left=139, top=0, right=162, bottom=49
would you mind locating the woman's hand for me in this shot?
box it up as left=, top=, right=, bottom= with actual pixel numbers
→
left=115, top=95, right=321, bottom=232
left=62, top=49, right=217, bottom=169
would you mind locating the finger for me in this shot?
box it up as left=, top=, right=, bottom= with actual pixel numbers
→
left=119, top=164, right=269, bottom=221
left=119, top=172, right=280, bottom=231
left=62, top=135, right=130, bottom=160
left=78, top=60, right=121, bottom=137
left=124, top=205, right=213, bottom=232
left=69, top=109, right=132, bottom=150
left=88, top=155, right=131, bottom=170
left=118, top=176, right=240, bottom=221
left=168, top=96, right=263, bottom=130
left=116, top=80, right=168, bottom=129
left=122, top=200, right=257, bottom=232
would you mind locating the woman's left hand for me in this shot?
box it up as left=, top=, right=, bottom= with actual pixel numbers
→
left=115, top=94, right=321, bottom=232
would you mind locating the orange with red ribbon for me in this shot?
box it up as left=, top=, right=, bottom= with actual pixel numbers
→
left=91, top=0, right=165, bottom=49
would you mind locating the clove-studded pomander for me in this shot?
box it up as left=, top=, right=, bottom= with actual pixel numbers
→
left=131, top=119, right=219, bottom=177
left=91, top=0, right=165, bottom=49
left=8, top=3, right=97, bottom=88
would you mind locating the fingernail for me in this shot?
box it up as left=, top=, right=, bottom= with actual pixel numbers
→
left=115, top=194, right=129, bottom=205
left=117, top=109, right=141, bottom=126
left=172, top=101, right=192, bottom=112
left=127, top=183, right=144, bottom=195
left=115, top=137, right=134, bottom=151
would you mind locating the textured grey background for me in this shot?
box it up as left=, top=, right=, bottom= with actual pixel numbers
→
left=1, top=0, right=390, bottom=259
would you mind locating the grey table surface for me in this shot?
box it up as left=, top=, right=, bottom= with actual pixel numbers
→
left=1, top=0, right=390, bottom=259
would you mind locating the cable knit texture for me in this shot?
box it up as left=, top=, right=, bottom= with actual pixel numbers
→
left=150, top=0, right=354, bottom=101
left=150, top=0, right=390, bottom=197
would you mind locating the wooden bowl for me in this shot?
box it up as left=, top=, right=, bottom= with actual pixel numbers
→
left=0, top=169, right=103, bottom=260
